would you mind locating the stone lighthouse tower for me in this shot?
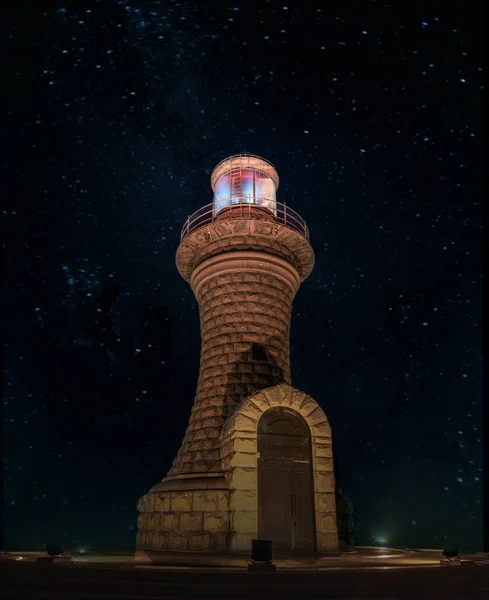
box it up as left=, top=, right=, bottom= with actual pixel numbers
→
left=137, top=154, right=339, bottom=555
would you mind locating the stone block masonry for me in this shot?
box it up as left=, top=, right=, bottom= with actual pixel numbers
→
left=137, top=489, right=231, bottom=553
left=169, top=264, right=296, bottom=476
left=136, top=384, right=339, bottom=555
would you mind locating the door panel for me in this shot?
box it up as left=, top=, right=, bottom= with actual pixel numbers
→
left=258, top=423, right=315, bottom=554
left=258, top=461, right=292, bottom=552
left=293, top=465, right=314, bottom=552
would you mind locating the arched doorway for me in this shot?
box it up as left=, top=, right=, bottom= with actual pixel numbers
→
left=257, top=407, right=315, bottom=554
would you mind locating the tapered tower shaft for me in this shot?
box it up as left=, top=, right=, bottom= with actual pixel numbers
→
left=168, top=154, right=314, bottom=477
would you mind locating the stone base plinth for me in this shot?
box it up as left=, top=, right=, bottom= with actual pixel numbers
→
left=137, top=476, right=230, bottom=553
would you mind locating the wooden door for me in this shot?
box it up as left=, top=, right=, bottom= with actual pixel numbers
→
left=257, top=407, right=315, bottom=554
left=257, top=461, right=292, bottom=552
left=292, top=464, right=314, bottom=552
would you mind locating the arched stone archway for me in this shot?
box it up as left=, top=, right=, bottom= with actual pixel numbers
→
left=257, top=406, right=314, bottom=553
left=220, top=383, right=339, bottom=555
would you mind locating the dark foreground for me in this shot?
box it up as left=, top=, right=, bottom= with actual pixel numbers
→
left=1, top=561, right=488, bottom=599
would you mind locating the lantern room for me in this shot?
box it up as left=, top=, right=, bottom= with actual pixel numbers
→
left=210, top=153, right=279, bottom=216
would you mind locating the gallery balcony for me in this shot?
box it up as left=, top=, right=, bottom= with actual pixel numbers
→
left=180, top=199, right=309, bottom=242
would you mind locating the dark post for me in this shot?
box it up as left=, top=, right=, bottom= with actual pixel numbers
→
left=248, top=539, right=276, bottom=572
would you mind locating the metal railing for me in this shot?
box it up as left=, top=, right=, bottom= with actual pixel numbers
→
left=180, top=199, right=309, bottom=241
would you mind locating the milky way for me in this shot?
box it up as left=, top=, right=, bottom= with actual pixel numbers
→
left=4, top=0, right=483, bottom=551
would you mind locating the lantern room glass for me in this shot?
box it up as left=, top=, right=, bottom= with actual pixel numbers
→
left=214, top=168, right=277, bottom=216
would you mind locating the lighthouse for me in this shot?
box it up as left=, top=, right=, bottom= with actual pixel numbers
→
left=137, top=154, right=339, bottom=555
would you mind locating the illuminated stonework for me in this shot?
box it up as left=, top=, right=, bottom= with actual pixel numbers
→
left=136, top=154, right=339, bottom=555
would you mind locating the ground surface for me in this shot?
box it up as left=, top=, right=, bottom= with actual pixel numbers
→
left=1, top=548, right=488, bottom=599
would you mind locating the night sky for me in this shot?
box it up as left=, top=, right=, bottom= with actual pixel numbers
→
left=4, top=0, right=483, bottom=552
